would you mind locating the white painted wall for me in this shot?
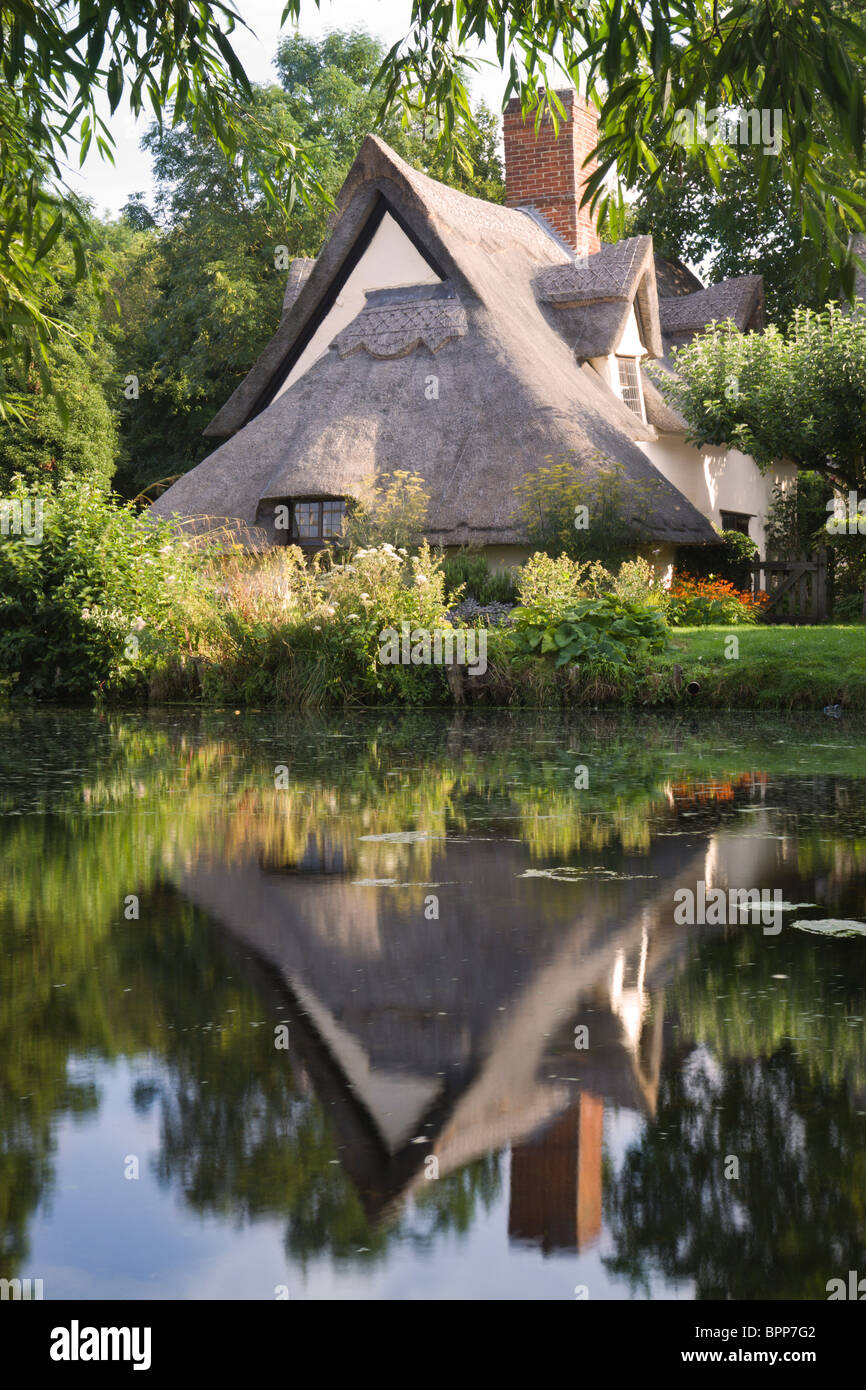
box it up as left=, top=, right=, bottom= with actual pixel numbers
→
left=274, top=212, right=441, bottom=396
left=638, top=435, right=797, bottom=558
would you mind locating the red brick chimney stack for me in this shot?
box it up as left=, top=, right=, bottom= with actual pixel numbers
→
left=503, top=88, right=601, bottom=257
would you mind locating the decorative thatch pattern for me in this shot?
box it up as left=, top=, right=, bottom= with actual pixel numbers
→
left=536, top=236, right=663, bottom=358
left=333, top=296, right=467, bottom=359
left=659, top=276, right=763, bottom=338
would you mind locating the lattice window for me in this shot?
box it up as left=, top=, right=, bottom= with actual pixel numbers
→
left=616, top=356, right=644, bottom=418
left=280, top=499, right=347, bottom=544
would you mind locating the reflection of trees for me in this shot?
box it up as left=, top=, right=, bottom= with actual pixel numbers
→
left=0, top=867, right=503, bottom=1274
left=605, top=932, right=866, bottom=1299
left=3, top=706, right=866, bottom=1283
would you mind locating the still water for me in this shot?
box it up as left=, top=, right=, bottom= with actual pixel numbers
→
left=1, top=708, right=865, bottom=1300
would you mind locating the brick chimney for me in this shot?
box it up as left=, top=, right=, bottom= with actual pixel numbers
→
left=503, top=88, right=601, bottom=256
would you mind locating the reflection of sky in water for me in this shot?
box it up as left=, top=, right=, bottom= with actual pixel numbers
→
left=28, top=1064, right=691, bottom=1300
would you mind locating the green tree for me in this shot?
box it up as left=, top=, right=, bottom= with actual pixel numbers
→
left=652, top=306, right=866, bottom=494
left=0, top=210, right=122, bottom=489
left=0, top=1, right=325, bottom=409
left=627, top=155, right=845, bottom=326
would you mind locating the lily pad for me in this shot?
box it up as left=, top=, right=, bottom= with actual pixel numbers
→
left=791, top=918, right=866, bottom=938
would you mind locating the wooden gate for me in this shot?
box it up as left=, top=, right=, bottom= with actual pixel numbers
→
left=749, top=553, right=828, bottom=623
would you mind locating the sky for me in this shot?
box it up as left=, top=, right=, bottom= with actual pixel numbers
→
left=66, top=1, right=509, bottom=218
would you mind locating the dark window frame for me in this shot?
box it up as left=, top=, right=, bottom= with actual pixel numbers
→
left=719, top=510, right=753, bottom=537
left=275, top=497, right=347, bottom=547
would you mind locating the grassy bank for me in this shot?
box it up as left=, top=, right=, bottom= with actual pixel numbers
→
left=647, top=625, right=866, bottom=711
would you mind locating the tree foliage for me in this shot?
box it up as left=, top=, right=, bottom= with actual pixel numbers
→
left=652, top=305, right=866, bottom=492
left=627, top=155, right=849, bottom=327
left=0, top=0, right=326, bottom=406
left=378, top=0, right=866, bottom=290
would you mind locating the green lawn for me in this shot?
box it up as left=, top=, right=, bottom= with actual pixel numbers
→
left=649, top=624, right=866, bottom=709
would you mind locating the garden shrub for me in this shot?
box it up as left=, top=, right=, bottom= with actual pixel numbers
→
left=0, top=476, right=214, bottom=699
left=508, top=592, right=669, bottom=670
left=339, top=470, right=431, bottom=551
left=609, top=556, right=671, bottom=612
left=515, top=552, right=599, bottom=615
left=512, top=456, right=661, bottom=566
left=206, top=541, right=462, bottom=706
left=667, top=573, right=768, bottom=626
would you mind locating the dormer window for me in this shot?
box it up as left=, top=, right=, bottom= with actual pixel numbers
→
left=616, top=355, right=645, bottom=420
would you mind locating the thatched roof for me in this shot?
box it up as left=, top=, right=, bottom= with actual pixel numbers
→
left=653, top=252, right=704, bottom=299
left=659, top=275, right=764, bottom=343
left=536, top=235, right=663, bottom=359
left=641, top=367, right=688, bottom=433
left=281, top=257, right=315, bottom=320
left=150, top=136, right=729, bottom=547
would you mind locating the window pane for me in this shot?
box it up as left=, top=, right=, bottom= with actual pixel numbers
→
left=293, top=502, right=320, bottom=538
left=720, top=511, right=752, bottom=537
left=322, top=501, right=346, bottom=537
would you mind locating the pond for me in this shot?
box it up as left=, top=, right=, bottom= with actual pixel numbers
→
left=1, top=707, right=865, bottom=1301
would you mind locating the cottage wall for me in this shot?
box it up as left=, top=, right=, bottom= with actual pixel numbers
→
left=637, top=437, right=797, bottom=559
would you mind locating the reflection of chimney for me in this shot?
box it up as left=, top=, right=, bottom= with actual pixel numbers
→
left=503, top=88, right=601, bottom=255
left=508, top=1093, right=603, bottom=1253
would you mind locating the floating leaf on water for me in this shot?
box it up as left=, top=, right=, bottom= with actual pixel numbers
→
left=791, top=918, right=866, bottom=938
left=358, top=831, right=442, bottom=843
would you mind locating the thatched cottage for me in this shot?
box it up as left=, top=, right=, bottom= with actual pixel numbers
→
left=150, top=89, right=795, bottom=571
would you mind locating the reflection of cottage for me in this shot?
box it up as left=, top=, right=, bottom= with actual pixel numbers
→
left=510, top=1094, right=604, bottom=1254
left=151, top=89, right=793, bottom=567
left=166, top=806, right=783, bottom=1224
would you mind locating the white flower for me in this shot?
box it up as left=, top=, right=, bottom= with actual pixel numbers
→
left=347, top=613, right=360, bottom=621
left=416, top=574, right=428, bottom=584
left=132, top=617, right=146, bottom=631
left=323, top=605, right=335, bottom=616
left=313, top=624, right=321, bottom=631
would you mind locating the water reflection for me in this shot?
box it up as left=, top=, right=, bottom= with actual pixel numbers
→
left=1, top=709, right=865, bottom=1298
